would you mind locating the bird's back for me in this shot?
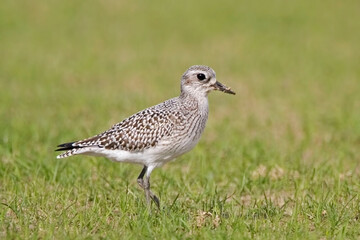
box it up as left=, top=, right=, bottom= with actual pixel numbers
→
left=56, top=95, right=208, bottom=162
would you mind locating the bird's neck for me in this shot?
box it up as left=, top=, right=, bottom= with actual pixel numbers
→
left=179, top=90, right=209, bottom=113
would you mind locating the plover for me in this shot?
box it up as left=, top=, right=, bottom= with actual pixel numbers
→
left=56, top=65, right=235, bottom=208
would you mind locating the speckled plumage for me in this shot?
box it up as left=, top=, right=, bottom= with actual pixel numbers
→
left=56, top=65, right=235, bottom=208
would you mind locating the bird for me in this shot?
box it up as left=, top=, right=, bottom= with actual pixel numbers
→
left=56, top=65, right=235, bottom=208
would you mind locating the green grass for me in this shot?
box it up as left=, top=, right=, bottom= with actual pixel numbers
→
left=1, top=0, right=360, bottom=239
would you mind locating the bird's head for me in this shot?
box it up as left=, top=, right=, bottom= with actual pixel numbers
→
left=181, top=65, right=235, bottom=96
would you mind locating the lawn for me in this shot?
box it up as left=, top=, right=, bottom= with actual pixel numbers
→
left=1, top=0, right=360, bottom=239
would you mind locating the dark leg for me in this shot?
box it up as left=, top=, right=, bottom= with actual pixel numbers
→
left=137, top=165, right=160, bottom=209
left=137, top=165, right=147, bottom=188
left=144, top=175, right=160, bottom=209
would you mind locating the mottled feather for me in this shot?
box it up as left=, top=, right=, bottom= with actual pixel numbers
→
left=56, top=65, right=234, bottom=162
left=56, top=97, right=189, bottom=158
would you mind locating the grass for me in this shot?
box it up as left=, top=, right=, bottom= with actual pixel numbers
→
left=1, top=0, right=360, bottom=239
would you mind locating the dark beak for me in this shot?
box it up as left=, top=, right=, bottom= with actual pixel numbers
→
left=214, top=81, right=236, bottom=95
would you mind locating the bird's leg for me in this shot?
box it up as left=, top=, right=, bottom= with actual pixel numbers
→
left=137, top=165, right=160, bottom=209
left=144, top=175, right=160, bottom=209
left=137, top=165, right=147, bottom=189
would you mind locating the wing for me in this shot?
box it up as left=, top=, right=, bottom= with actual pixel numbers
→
left=56, top=98, right=185, bottom=158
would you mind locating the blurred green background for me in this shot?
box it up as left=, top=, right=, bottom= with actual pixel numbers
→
left=1, top=0, right=360, bottom=239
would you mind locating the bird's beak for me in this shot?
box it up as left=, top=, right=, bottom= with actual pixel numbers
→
left=213, top=81, right=236, bottom=95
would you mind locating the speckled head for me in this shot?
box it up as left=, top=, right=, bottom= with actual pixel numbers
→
left=181, top=65, right=235, bottom=96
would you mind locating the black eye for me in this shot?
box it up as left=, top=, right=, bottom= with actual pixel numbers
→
left=197, top=73, right=206, bottom=81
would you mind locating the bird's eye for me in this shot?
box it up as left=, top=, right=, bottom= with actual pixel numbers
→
left=197, top=73, right=206, bottom=81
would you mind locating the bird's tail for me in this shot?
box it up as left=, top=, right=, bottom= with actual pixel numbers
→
left=55, top=141, right=82, bottom=159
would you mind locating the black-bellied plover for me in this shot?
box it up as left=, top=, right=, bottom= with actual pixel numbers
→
left=56, top=65, right=235, bottom=208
